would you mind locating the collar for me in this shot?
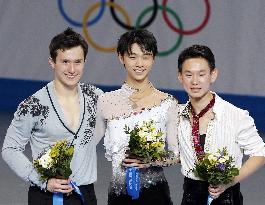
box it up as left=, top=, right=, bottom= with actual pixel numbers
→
left=179, top=91, right=225, bottom=122
left=121, top=83, right=136, bottom=96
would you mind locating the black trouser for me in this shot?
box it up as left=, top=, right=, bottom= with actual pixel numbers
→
left=108, top=181, right=173, bottom=205
left=181, top=177, right=243, bottom=205
left=28, top=183, right=97, bottom=205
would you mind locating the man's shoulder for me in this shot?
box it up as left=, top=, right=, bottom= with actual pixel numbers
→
left=97, top=88, right=123, bottom=106
left=156, top=89, right=176, bottom=99
left=20, top=83, right=48, bottom=104
left=16, top=84, right=50, bottom=118
left=216, top=94, right=248, bottom=116
left=79, top=82, right=104, bottom=96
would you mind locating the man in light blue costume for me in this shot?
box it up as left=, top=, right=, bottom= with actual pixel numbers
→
left=2, top=27, right=103, bottom=205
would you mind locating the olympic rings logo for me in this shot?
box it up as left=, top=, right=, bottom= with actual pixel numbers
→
left=57, top=0, right=211, bottom=57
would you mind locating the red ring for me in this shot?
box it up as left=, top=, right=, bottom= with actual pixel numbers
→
left=162, top=0, right=211, bottom=35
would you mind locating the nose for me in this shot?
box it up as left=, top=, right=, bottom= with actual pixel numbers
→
left=191, top=75, right=198, bottom=85
left=135, top=57, right=144, bottom=67
left=68, top=63, right=75, bottom=73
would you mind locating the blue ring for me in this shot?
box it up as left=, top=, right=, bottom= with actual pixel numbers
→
left=57, top=0, right=106, bottom=27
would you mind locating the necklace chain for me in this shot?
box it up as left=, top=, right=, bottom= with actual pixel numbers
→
left=127, top=82, right=154, bottom=109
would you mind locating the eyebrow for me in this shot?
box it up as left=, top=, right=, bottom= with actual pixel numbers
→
left=59, top=58, right=83, bottom=61
left=183, top=69, right=208, bottom=74
left=129, top=52, right=153, bottom=56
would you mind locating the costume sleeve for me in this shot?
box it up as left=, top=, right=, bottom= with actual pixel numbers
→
left=1, top=100, right=46, bottom=189
left=236, top=110, right=265, bottom=157
left=152, top=98, right=180, bottom=167
left=95, top=95, right=106, bottom=145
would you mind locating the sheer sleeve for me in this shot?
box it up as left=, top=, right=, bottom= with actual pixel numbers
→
left=151, top=97, right=180, bottom=167
left=166, top=97, right=180, bottom=158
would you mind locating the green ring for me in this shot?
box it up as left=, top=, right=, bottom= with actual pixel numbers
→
left=135, top=5, right=183, bottom=57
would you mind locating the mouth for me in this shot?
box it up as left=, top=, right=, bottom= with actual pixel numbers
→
left=65, top=74, right=78, bottom=80
left=190, top=87, right=201, bottom=93
left=133, top=69, right=146, bottom=74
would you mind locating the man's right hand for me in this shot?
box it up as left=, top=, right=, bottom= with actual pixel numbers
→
left=46, top=178, right=73, bottom=194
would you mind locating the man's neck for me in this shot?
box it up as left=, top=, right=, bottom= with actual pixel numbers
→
left=190, top=92, right=213, bottom=114
left=125, top=78, right=150, bottom=90
left=53, top=81, right=78, bottom=99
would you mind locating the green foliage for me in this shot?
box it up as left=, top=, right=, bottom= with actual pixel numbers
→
left=124, top=120, right=170, bottom=163
left=33, top=140, right=74, bottom=182
left=193, top=147, right=239, bottom=186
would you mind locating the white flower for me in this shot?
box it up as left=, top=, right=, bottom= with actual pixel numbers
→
left=224, top=156, right=229, bottom=161
left=146, top=134, right=156, bottom=142
left=208, top=154, right=217, bottom=162
left=39, top=149, right=52, bottom=169
left=215, top=152, right=221, bottom=158
left=218, top=157, right=226, bottom=163
left=141, top=126, right=149, bottom=132
left=138, top=130, right=148, bottom=139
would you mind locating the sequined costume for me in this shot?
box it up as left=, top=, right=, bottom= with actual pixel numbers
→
left=95, top=83, right=179, bottom=205
left=2, top=81, right=103, bottom=189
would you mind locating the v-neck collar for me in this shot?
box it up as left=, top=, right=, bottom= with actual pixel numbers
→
left=46, top=81, right=85, bottom=138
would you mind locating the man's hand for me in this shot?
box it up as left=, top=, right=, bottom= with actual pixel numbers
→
left=46, top=178, right=73, bottom=194
left=208, top=183, right=231, bottom=199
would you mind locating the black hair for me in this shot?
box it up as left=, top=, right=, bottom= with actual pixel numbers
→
left=49, top=27, right=88, bottom=62
left=117, top=29, right=157, bottom=57
left=178, top=45, right=215, bottom=72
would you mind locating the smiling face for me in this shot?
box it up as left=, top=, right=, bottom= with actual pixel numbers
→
left=119, top=43, right=155, bottom=85
left=178, top=57, right=218, bottom=101
left=49, top=45, right=85, bottom=89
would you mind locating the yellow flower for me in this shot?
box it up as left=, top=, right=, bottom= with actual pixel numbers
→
left=156, top=131, right=163, bottom=137
left=151, top=141, right=162, bottom=149
left=65, top=146, right=74, bottom=156
left=50, top=148, right=59, bottom=158
left=150, top=126, right=156, bottom=133
left=208, top=154, right=217, bottom=165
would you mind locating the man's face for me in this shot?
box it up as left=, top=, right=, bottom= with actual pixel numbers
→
left=119, top=43, right=155, bottom=84
left=49, top=46, right=85, bottom=89
left=178, top=57, right=217, bottom=100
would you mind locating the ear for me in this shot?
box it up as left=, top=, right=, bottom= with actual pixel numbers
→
left=48, top=57, right=55, bottom=69
left=152, top=56, right=155, bottom=63
left=210, top=68, right=218, bottom=83
left=118, top=54, right=124, bottom=64
left=178, top=71, right=183, bottom=84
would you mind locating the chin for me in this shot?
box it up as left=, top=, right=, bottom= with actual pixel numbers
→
left=64, top=80, right=79, bottom=87
left=65, top=77, right=80, bottom=84
left=134, top=75, right=148, bottom=81
left=188, top=92, right=204, bottom=99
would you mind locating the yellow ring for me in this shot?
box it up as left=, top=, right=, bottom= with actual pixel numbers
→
left=82, top=2, right=131, bottom=52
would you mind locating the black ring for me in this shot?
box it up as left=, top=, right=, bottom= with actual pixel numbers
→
left=109, top=0, right=158, bottom=30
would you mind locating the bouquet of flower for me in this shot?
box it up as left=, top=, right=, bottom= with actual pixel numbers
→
left=124, top=120, right=170, bottom=163
left=33, top=139, right=74, bottom=182
left=193, top=147, right=239, bottom=204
